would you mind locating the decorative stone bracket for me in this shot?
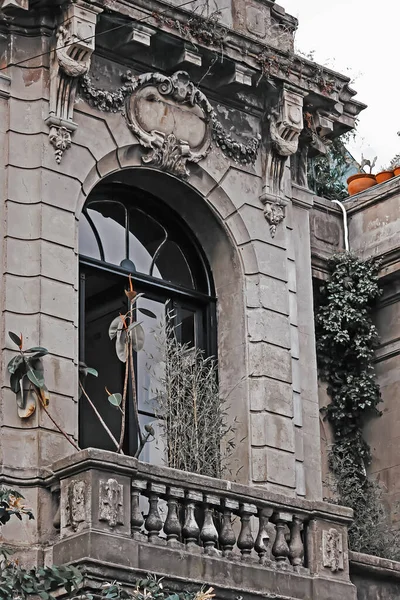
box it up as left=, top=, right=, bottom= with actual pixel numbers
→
left=261, top=84, right=306, bottom=235
left=260, top=192, right=287, bottom=238
left=46, top=0, right=102, bottom=163
left=269, top=85, right=306, bottom=158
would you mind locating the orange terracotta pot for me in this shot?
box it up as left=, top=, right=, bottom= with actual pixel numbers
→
left=375, top=170, right=394, bottom=184
left=394, top=166, right=400, bottom=177
left=347, top=173, right=377, bottom=196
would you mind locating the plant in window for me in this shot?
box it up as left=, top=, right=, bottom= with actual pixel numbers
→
left=151, top=314, right=236, bottom=478
left=106, top=275, right=156, bottom=456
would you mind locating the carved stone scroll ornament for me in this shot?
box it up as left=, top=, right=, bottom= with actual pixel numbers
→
left=46, top=1, right=102, bottom=163
left=79, top=70, right=260, bottom=174
left=322, top=528, right=344, bottom=573
left=65, top=480, right=86, bottom=532
left=99, top=478, right=124, bottom=528
left=125, top=71, right=213, bottom=179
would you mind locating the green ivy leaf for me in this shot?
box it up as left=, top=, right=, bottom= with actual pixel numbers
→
left=8, top=331, right=22, bottom=348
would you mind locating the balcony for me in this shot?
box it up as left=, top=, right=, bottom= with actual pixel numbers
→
left=49, top=449, right=356, bottom=600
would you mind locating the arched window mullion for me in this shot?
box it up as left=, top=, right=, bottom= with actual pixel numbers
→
left=83, top=208, right=105, bottom=262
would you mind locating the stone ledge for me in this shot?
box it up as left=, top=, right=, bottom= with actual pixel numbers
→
left=349, top=551, right=400, bottom=580
left=53, top=530, right=357, bottom=600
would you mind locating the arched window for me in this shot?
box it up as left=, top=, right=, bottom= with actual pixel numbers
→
left=78, top=183, right=216, bottom=461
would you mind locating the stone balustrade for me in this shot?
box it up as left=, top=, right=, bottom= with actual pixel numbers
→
left=49, top=449, right=357, bottom=600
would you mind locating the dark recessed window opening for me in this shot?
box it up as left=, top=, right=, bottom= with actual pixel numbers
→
left=79, top=183, right=216, bottom=462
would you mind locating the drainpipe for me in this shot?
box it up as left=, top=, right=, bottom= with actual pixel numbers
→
left=330, top=199, right=349, bottom=252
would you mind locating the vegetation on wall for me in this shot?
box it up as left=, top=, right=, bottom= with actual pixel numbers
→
left=315, top=252, right=400, bottom=558
left=307, top=135, right=353, bottom=201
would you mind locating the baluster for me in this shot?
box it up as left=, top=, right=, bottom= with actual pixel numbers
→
left=144, top=483, right=165, bottom=543
left=131, top=479, right=146, bottom=538
left=182, top=490, right=201, bottom=550
left=289, top=515, right=304, bottom=568
left=200, top=494, right=219, bottom=555
left=220, top=499, right=239, bottom=558
left=164, top=486, right=184, bottom=547
left=271, top=511, right=291, bottom=563
left=255, top=507, right=273, bottom=564
left=237, top=503, right=257, bottom=560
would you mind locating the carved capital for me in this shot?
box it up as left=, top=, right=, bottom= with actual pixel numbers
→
left=270, top=86, right=305, bottom=157
left=47, top=1, right=102, bottom=163
left=322, top=528, right=344, bottom=573
left=260, top=192, right=287, bottom=237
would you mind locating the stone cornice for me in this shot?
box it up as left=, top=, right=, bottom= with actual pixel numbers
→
left=1, top=0, right=365, bottom=139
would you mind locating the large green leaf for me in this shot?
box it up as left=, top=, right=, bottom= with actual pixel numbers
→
left=27, top=368, right=45, bottom=389
left=130, top=323, right=145, bottom=352
left=109, top=316, right=123, bottom=340
left=115, top=329, right=127, bottom=362
left=8, top=331, right=22, bottom=347
left=10, top=372, right=21, bottom=395
left=7, top=355, right=24, bottom=374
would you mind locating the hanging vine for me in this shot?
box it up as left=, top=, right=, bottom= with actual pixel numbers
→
left=314, top=252, right=400, bottom=557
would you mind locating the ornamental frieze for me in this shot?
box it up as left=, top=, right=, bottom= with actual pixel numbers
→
left=79, top=69, right=260, bottom=176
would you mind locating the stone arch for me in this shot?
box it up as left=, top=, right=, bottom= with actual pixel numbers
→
left=75, top=148, right=254, bottom=483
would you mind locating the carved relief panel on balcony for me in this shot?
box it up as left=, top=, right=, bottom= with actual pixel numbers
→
left=99, top=478, right=124, bottom=528
left=65, top=479, right=87, bottom=532
left=322, top=528, right=344, bottom=573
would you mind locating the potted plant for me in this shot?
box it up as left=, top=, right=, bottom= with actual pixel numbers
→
left=347, top=155, right=377, bottom=196
left=389, top=153, right=400, bottom=177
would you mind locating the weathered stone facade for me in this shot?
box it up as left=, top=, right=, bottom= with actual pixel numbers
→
left=1, top=0, right=399, bottom=599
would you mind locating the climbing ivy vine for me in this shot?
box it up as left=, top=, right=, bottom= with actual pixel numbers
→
left=314, top=252, right=400, bottom=557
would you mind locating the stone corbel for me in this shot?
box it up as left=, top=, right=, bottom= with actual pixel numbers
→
left=46, top=0, right=102, bottom=163
left=261, top=85, right=306, bottom=232
left=270, top=85, right=306, bottom=158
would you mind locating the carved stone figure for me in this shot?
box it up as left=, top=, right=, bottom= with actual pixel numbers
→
left=65, top=480, right=86, bottom=531
left=99, top=478, right=124, bottom=528
left=322, top=528, right=344, bottom=573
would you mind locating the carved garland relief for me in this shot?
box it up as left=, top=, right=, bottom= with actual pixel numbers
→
left=322, top=528, right=344, bottom=573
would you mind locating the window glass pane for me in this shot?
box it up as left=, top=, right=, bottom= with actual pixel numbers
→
left=156, top=240, right=194, bottom=289
left=86, top=202, right=126, bottom=266
left=79, top=213, right=101, bottom=260
left=128, top=208, right=165, bottom=276
left=136, top=297, right=165, bottom=415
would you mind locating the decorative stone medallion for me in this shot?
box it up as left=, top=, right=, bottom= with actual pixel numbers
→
left=125, top=71, right=213, bottom=179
